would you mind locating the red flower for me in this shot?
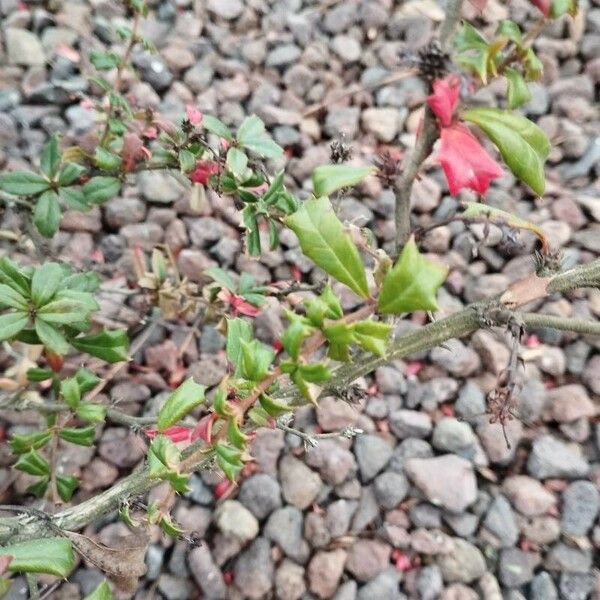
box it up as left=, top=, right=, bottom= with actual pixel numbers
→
left=531, top=0, right=550, bottom=15
left=427, top=76, right=461, bottom=127
left=437, top=123, right=503, bottom=195
left=186, top=105, right=203, bottom=126
left=145, top=426, right=191, bottom=443
left=189, top=160, right=220, bottom=185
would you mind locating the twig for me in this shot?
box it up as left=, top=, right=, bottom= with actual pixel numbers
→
left=276, top=416, right=363, bottom=449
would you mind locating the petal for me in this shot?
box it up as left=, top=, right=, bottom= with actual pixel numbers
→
left=427, top=76, right=461, bottom=127
left=186, top=105, right=203, bottom=125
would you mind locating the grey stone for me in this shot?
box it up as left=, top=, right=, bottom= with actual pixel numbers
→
left=214, top=500, right=259, bottom=543
left=389, top=410, right=432, bottom=439
left=561, top=480, right=600, bottom=537
left=331, top=34, right=361, bottom=62
left=333, top=581, right=357, bottom=600
left=238, top=473, right=282, bottom=520
left=351, top=485, right=379, bottom=531
left=207, top=0, right=243, bottom=20
left=266, top=44, right=301, bottom=68
left=527, top=435, right=589, bottom=479
left=483, top=495, right=519, bottom=547
left=275, top=559, right=305, bottom=600
left=354, top=434, right=393, bottom=482
left=559, top=573, right=596, bottom=600
left=138, top=171, right=185, bottom=203
left=498, top=548, right=538, bottom=587
left=305, top=439, right=357, bottom=485
left=146, top=544, right=165, bottom=581
left=132, top=52, right=173, bottom=91
left=545, top=543, right=592, bottom=573
left=188, top=545, right=227, bottom=599
left=432, top=418, right=475, bottom=453
left=455, top=381, right=486, bottom=422
left=233, top=538, right=274, bottom=599
left=373, top=471, right=409, bottom=509
left=388, top=438, right=433, bottom=473
left=264, top=506, right=309, bottom=563
left=409, top=503, right=442, bottom=529
left=5, top=28, right=46, bottom=66
left=530, top=572, right=558, bottom=600
left=157, top=574, right=193, bottom=600
left=416, top=565, right=443, bottom=600
left=308, top=549, right=347, bottom=598
left=361, top=107, right=404, bottom=142
left=279, top=455, right=322, bottom=509
left=325, top=107, right=361, bottom=138
left=326, top=499, right=357, bottom=538
left=436, top=539, right=486, bottom=584
left=356, top=568, right=401, bottom=600
left=430, top=339, right=481, bottom=377
left=346, top=539, right=391, bottom=582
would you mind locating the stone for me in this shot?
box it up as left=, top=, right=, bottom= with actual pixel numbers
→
left=389, top=410, right=432, bottom=439
left=545, top=543, right=592, bottom=573
left=305, top=512, right=331, bottom=549
left=214, top=500, right=259, bottom=543
left=120, top=222, right=164, bottom=250
left=561, top=480, right=600, bottom=537
left=437, top=539, right=486, bottom=584
left=361, top=108, right=404, bottom=142
left=546, top=385, right=596, bottom=423
left=188, top=544, right=227, bottom=600
left=477, top=419, right=522, bottom=465
left=98, top=428, right=145, bottom=468
left=325, top=107, right=361, bottom=138
left=266, top=44, right=301, bottom=68
left=471, top=330, right=510, bottom=374
left=207, top=0, right=243, bottom=20
left=308, top=549, right=347, bottom=598
left=502, top=475, right=556, bottom=516
left=138, top=171, right=185, bottom=203
left=483, top=495, right=519, bottom=547
left=410, top=528, right=454, bottom=555
left=275, top=559, right=305, bottom=600
left=530, top=572, right=559, bottom=600
left=559, top=573, right=596, bottom=600
left=345, top=539, right=391, bottom=582
left=326, top=499, right=357, bottom=538
left=157, top=573, right=194, bottom=599
left=233, top=538, right=274, bottom=599
left=356, top=569, right=402, bottom=600
left=305, top=439, right=357, bottom=485
left=373, top=471, right=409, bottom=509
left=238, top=473, right=282, bottom=520
left=455, top=381, right=486, bottom=422
left=5, top=28, right=46, bottom=66
left=432, top=418, right=475, bottom=453
left=499, top=548, right=539, bottom=587
left=527, top=435, right=589, bottom=479
left=354, top=434, right=393, bottom=482
left=388, top=438, right=433, bottom=473
left=333, top=581, right=358, bottom=600
left=518, top=515, right=560, bottom=545
left=416, top=565, right=444, bottom=600
left=279, top=455, right=322, bottom=509
left=264, top=506, right=309, bottom=563
left=430, top=339, right=481, bottom=377
left=351, top=485, right=379, bottom=531
left=316, top=396, right=359, bottom=431
left=331, top=34, right=362, bottom=62
left=405, top=455, right=477, bottom=513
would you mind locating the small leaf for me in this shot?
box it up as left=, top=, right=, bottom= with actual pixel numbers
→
left=240, top=339, right=274, bottom=381
left=0, top=538, right=75, bottom=577
left=58, top=426, right=96, bottom=446
left=496, top=20, right=523, bottom=46
left=284, top=196, right=369, bottom=298
left=236, top=116, right=283, bottom=158
left=226, top=147, right=248, bottom=179
left=0, top=312, right=28, bottom=342
left=258, top=394, right=291, bottom=417
left=31, top=262, right=63, bottom=306
left=227, top=418, right=248, bottom=449
left=26, top=367, right=54, bottom=382
left=226, top=317, right=253, bottom=378
left=206, top=267, right=236, bottom=291
left=312, top=164, right=376, bottom=198
left=82, top=176, right=121, bottom=204
left=178, top=149, right=196, bottom=173
left=76, top=402, right=107, bottom=423
left=83, top=581, right=114, bottom=600
left=35, top=319, right=69, bottom=354
left=14, top=449, right=50, bottom=476
left=33, top=190, right=61, bottom=238
left=157, top=378, right=206, bottom=431
left=462, top=107, right=550, bottom=195
left=0, top=257, right=31, bottom=296
left=40, top=134, right=61, bottom=179
left=75, top=367, right=101, bottom=392
left=0, top=284, right=28, bottom=310
left=352, top=320, right=392, bottom=357
left=61, top=377, right=81, bottom=409
left=550, top=0, right=576, bottom=17
left=236, top=115, right=266, bottom=143
left=94, top=147, right=122, bottom=170
left=203, top=115, right=234, bottom=141
left=9, top=431, right=52, bottom=455
left=505, top=67, right=532, bottom=109
left=378, top=237, right=447, bottom=315
left=56, top=474, right=79, bottom=502
left=70, top=330, right=129, bottom=363
left=58, top=162, right=86, bottom=186
left=0, top=171, right=50, bottom=196
left=89, top=49, right=121, bottom=70
left=60, top=187, right=89, bottom=210
left=523, top=48, right=544, bottom=81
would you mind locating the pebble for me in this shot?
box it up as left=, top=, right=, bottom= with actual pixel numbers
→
left=389, top=410, right=433, bottom=439
left=207, top=0, right=243, bottom=20
left=304, top=439, right=357, bottom=485
left=502, top=475, right=556, bottom=516
left=483, top=494, right=519, bottom=547
left=432, top=418, right=475, bottom=454
left=279, top=455, right=322, bottom=509
left=233, top=538, right=274, bottom=599
left=5, top=28, right=46, bottom=65
left=264, top=506, right=309, bottom=563
left=214, top=500, right=259, bottom=543
left=530, top=571, right=559, bottom=600
left=498, top=549, right=539, bottom=588
left=560, top=480, right=600, bottom=537
left=373, top=471, right=409, bottom=509
left=416, top=565, right=444, bottom=600
left=345, top=539, right=391, bottom=582
left=308, top=549, right=347, bottom=598
left=356, top=569, right=402, bottom=600
left=275, top=559, right=306, bottom=600
left=527, top=435, right=589, bottom=479
left=238, top=473, right=282, bottom=520
left=430, top=339, right=481, bottom=377
left=436, top=538, right=486, bottom=583
left=354, top=434, right=393, bottom=482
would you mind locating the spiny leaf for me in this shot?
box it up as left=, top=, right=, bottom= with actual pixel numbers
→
left=312, top=164, right=376, bottom=198
left=0, top=538, right=75, bottom=577
left=157, top=378, right=206, bottom=431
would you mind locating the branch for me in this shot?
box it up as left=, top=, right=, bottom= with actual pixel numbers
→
left=1, top=257, right=599, bottom=545
left=393, top=0, right=465, bottom=253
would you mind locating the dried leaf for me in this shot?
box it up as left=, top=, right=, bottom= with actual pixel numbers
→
left=500, top=274, right=550, bottom=309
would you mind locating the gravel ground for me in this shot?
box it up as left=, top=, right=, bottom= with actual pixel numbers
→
left=1, top=0, right=600, bottom=599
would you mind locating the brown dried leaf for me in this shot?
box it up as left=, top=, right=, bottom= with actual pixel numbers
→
left=500, top=274, right=550, bottom=309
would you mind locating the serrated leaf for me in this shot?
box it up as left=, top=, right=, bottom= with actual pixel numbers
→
left=56, top=474, right=79, bottom=502
left=38, top=298, right=95, bottom=325
left=89, top=50, right=121, bottom=70
left=323, top=322, right=354, bottom=361
left=0, top=257, right=30, bottom=296
left=378, top=237, right=447, bottom=315
left=462, top=107, right=550, bottom=195
left=236, top=115, right=265, bottom=143
left=157, top=378, right=206, bottom=431
left=226, top=147, right=248, bottom=179
left=9, top=431, right=52, bottom=454
left=505, top=67, right=532, bottom=109
left=312, top=164, right=376, bottom=198
left=550, top=0, right=576, bottom=17
left=207, top=267, right=236, bottom=291
left=352, top=319, right=391, bottom=357
left=75, top=367, right=101, bottom=392
left=14, top=449, right=50, bottom=476
left=496, top=20, right=523, bottom=46
left=0, top=312, right=28, bottom=342
left=227, top=418, right=248, bottom=449
left=202, top=115, right=234, bottom=141
left=258, top=393, right=291, bottom=417
left=226, top=317, right=253, bottom=378
left=76, top=402, right=107, bottom=423
left=61, top=377, right=81, bottom=409
left=240, top=339, right=274, bottom=381
left=178, top=149, right=196, bottom=173
left=58, top=162, right=87, bottom=186
left=82, top=176, right=121, bottom=204
left=236, top=115, right=283, bottom=158
left=94, top=147, right=122, bottom=170
left=0, top=171, right=50, bottom=196
left=455, top=21, right=488, bottom=50
left=240, top=138, right=283, bottom=159
left=33, top=190, right=61, bottom=237
left=40, top=134, right=61, bottom=179
left=70, top=330, right=129, bottom=363
left=60, top=186, right=89, bottom=210
left=0, top=538, right=74, bottom=577
left=83, top=581, right=114, bottom=600
left=523, top=48, right=544, bottom=81
left=59, top=426, right=96, bottom=446
left=284, top=196, right=369, bottom=298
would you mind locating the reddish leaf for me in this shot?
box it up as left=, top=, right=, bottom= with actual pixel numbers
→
left=531, top=0, right=550, bottom=15
left=186, top=105, right=203, bottom=126
left=145, top=426, right=191, bottom=443
left=427, top=75, right=460, bottom=127
left=122, top=133, right=145, bottom=172
left=213, top=478, right=234, bottom=499
left=437, top=123, right=503, bottom=196
left=190, top=413, right=217, bottom=443
left=46, top=350, right=64, bottom=373
left=189, top=160, right=220, bottom=185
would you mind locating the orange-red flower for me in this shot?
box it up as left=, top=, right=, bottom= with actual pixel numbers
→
left=189, top=160, right=220, bottom=185
left=427, top=75, right=461, bottom=127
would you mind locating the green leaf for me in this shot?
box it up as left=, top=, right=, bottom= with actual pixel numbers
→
left=0, top=538, right=74, bottom=577
left=455, top=22, right=488, bottom=51
left=227, top=418, right=248, bottom=450
left=312, top=164, right=376, bottom=198
left=31, top=263, right=63, bottom=306
left=38, top=297, right=95, bottom=325
left=298, top=362, right=331, bottom=383
left=496, top=20, right=523, bottom=46
left=76, top=402, right=107, bottom=423
left=462, top=107, right=550, bottom=195
left=284, top=196, right=369, bottom=298
left=305, top=284, right=343, bottom=327
left=0, top=171, right=50, bottom=196
left=241, top=138, right=283, bottom=159
left=94, top=147, right=122, bottom=170
left=0, top=312, right=28, bottom=342
left=34, top=319, right=69, bottom=354
left=59, top=426, right=96, bottom=446
left=237, top=116, right=283, bottom=158
left=14, top=449, right=50, bottom=476
left=226, top=147, right=248, bottom=179
left=56, top=474, right=79, bottom=502
left=0, top=257, right=30, bottom=296
left=242, top=206, right=261, bottom=256
left=378, top=237, right=447, bottom=315
left=157, top=378, right=206, bottom=431
left=70, top=330, right=129, bottom=363
left=352, top=320, right=392, bottom=357
left=82, top=581, right=114, bottom=600
left=226, top=317, right=253, bottom=378
left=237, top=115, right=266, bottom=143
left=89, top=50, right=121, bottom=70
left=550, top=0, right=576, bottom=17
left=26, top=478, right=49, bottom=498
left=59, top=186, right=89, bottom=211
left=9, top=431, right=52, bottom=454
left=323, top=322, right=354, bottom=361
left=147, top=436, right=189, bottom=492
left=0, top=577, right=12, bottom=596
left=258, top=394, right=291, bottom=418
left=58, top=162, right=86, bottom=186
left=26, top=367, right=54, bottom=382
left=75, top=367, right=101, bottom=392
left=178, top=149, right=196, bottom=173
left=505, top=67, right=532, bottom=109
left=262, top=170, right=285, bottom=205
left=82, top=176, right=121, bottom=204
left=240, top=339, right=275, bottom=381
left=33, top=190, right=61, bottom=238
left=203, top=115, right=234, bottom=141
left=61, top=377, right=81, bottom=409
left=0, top=284, right=28, bottom=310
left=207, top=267, right=236, bottom=291
left=83, top=581, right=114, bottom=600
left=159, top=513, right=184, bottom=537
left=523, top=48, right=544, bottom=81
left=281, top=314, right=310, bottom=360
left=40, top=134, right=61, bottom=179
